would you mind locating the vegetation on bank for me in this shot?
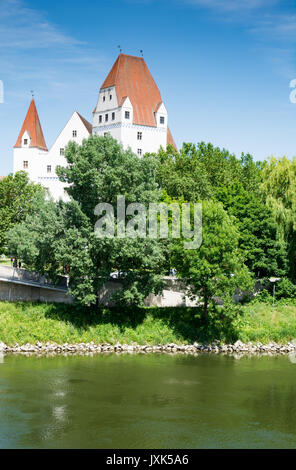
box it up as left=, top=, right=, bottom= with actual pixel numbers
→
left=3, top=137, right=296, bottom=335
left=5, top=138, right=292, bottom=316
left=236, top=302, right=296, bottom=344
left=0, top=172, right=44, bottom=254
left=1, top=300, right=296, bottom=346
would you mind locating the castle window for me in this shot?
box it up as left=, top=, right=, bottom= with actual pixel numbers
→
left=105, top=114, right=108, bottom=122
left=24, top=139, right=28, bottom=145
left=137, top=132, right=142, bottom=140
left=160, top=116, right=165, bottom=124
left=112, top=112, right=115, bottom=121
left=60, top=148, right=65, bottom=156
left=47, top=165, right=51, bottom=174
left=23, top=161, right=28, bottom=169
left=99, top=115, right=102, bottom=123
left=137, top=149, right=142, bottom=156
left=72, top=130, right=77, bottom=138
left=125, top=111, right=130, bottom=119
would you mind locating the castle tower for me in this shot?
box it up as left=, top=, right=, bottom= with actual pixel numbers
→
left=13, top=99, right=48, bottom=180
left=92, top=54, right=176, bottom=155
left=13, top=100, right=92, bottom=200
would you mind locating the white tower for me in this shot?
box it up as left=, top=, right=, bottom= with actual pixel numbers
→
left=13, top=100, right=92, bottom=201
left=92, top=54, right=176, bottom=156
left=13, top=99, right=48, bottom=181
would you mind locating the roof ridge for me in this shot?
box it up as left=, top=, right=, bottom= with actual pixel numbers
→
left=99, top=54, right=162, bottom=127
left=76, top=111, right=93, bottom=134
left=118, top=53, right=145, bottom=59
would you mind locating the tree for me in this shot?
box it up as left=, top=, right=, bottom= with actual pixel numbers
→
left=153, top=142, right=261, bottom=203
left=261, top=156, right=296, bottom=279
left=170, top=200, right=252, bottom=322
left=217, top=181, right=288, bottom=278
left=153, top=143, right=212, bottom=201
left=9, top=135, right=166, bottom=307
left=0, top=172, right=44, bottom=254
left=8, top=193, right=67, bottom=277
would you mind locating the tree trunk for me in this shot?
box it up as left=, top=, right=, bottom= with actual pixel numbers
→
left=202, top=296, right=208, bottom=323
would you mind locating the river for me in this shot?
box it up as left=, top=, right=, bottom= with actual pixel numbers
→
left=0, top=353, right=296, bottom=448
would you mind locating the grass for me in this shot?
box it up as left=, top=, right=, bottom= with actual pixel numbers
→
left=235, top=302, right=296, bottom=344
left=0, top=302, right=192, bottom=346
left=1, top=300, right=296, bottom=346
left=0, top=258, right=11, bottom=266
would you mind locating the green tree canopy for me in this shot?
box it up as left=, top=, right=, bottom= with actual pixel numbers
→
left=261, top=156, right=296, bottom=279
left=153, top=142, right=261, bottom=202
left=217, top=181, right=288, bottom=278
left=0, top=172, right=44, bottom=254
left=9, top=136, right=166, bottom=306
left=170, top=199, right=252, bottom=321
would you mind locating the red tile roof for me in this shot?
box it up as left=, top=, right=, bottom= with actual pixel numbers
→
left=101, top=54, right=163, bottom=128
left=167, top=127, right=177, bottom=150
left=14, top=99, right=48, bottom=151
left=76, top=112, right=92, bottom=134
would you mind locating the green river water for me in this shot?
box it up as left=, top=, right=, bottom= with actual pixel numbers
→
left=0, top=353, right=296, bottom=449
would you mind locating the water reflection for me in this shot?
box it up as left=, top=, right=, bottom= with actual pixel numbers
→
left=0, top=354, right=296, bottom=448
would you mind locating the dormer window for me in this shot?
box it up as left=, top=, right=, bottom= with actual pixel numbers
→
left=23, top=139, right=28, bottom=145
left=72, top=130, right=77, bottom=138
left=125, top=111, right=130, bottom=119
left=160, top=116, right=165, bottom=124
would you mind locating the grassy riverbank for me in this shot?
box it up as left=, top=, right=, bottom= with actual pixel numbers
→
left=0, top=301, right=296, bottom=346
left=235, top=302, right=296, bottom=343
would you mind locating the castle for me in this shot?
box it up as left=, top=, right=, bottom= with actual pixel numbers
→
left=13, top=54, right=176, bottom=200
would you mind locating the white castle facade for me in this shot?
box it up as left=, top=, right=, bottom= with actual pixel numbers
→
left=13, top=54, right=176, bottom=200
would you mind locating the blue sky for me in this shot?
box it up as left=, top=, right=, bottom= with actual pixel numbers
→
left=0, top=0, right=296, bottom=175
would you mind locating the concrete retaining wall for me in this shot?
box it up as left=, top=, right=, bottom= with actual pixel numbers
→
left=97, top=277, right=197, bottom=307
left=0, top=265, right=67, bottom=288
left=0, top=279, right=73, bottom=304
left=0, top=267, right=196, bottom=307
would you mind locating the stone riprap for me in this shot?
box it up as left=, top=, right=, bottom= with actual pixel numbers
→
left=0, top=340, right=296, bottom=356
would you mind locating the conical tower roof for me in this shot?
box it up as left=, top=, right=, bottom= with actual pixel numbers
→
left=14, top=99, right=48, bottom=151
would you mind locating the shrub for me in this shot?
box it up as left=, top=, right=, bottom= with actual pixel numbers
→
left=276, top=278, right=296, bottom=299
